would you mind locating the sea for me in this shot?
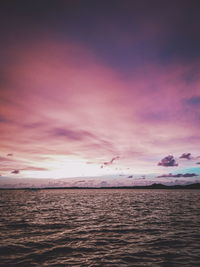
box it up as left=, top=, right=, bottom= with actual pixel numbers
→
left=0, top=189, right=200, bottom=266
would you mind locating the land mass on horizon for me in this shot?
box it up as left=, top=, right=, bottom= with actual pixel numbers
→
left=1, top=183, right=200, bottom=190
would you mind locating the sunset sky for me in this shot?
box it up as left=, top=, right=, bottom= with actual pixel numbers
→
left=0, top=0, right=200, bottom=187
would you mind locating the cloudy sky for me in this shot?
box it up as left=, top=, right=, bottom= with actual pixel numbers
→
left=0, top=0, right=200, bottom=187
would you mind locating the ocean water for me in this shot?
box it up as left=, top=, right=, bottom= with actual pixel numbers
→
left=0, top=189, right=200, bottom=267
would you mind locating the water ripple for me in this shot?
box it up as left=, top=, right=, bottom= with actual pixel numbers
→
left=0, top=189, right=200, bottom=266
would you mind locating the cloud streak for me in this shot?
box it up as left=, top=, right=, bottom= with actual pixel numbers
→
left=157, top=173, right=198, bottom=178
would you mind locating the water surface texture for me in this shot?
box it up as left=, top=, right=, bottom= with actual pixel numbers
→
left=0, top=189, right=200, bottom=266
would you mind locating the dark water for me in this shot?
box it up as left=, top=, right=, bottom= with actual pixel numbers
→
left=0, top=189, right=200, bottom=266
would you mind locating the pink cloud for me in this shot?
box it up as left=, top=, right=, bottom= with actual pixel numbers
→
left=0, top=39, right=200, bottom=183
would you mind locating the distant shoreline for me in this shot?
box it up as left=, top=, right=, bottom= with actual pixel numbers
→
left=0, top=183, right=200, bottom=190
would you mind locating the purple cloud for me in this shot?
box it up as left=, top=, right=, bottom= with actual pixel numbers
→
left=180, top=153, right=192, bottom=160
left=50, top=128, right=95, bottom=141
left=186, top=96, right=200, bottom=106
left=158, top=155, right=178, bottom=167
left=196, top=162, right=200, bottom=165
left=157, top=173, right=198, bottom=178
left=140, top=110, right=171, bottom=122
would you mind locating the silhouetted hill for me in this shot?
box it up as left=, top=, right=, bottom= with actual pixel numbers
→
left=0, top=183, right=200, bottom=190
left=184, top=183, right=200, bottom=189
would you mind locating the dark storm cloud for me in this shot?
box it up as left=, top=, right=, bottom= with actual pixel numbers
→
left=180, top=153, right=192, bottom=160
left=157, top=173, right=198, bottom=178
left=158, top=155, right=178, bottom=167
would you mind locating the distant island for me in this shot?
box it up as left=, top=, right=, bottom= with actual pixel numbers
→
left=1, top=183, right=200, bottom=190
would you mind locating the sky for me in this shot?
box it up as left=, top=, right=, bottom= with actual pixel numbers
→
left=0, top=0, right=200, bottom=187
